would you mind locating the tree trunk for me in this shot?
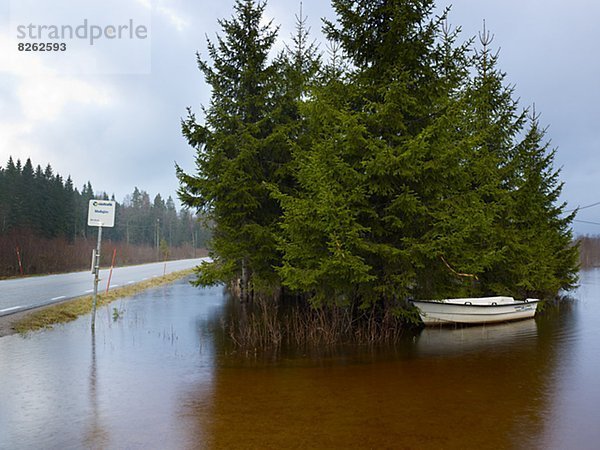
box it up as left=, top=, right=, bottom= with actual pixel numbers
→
left=240, top=257, right=249, bottom=303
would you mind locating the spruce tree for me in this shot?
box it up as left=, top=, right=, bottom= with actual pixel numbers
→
left=273, top=52, right=375, bottom=307
left=62, top=176, right=76, bottom=240
left=19, top=158, right=36, bottom=231
left=321, top=1, right=472, bottom=304
left=177, top=0, right=281, bottom=300
left=4, top=157, right=21, bottom=230
left=80, top=181, right=95, bottom=238
left=432, top=25, right=578, bottom=299
left=0, top=163, right=5, bottom=232
left=492, top=111, right=578, bottom=297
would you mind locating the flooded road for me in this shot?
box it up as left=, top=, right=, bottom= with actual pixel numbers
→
left=0, top=257, right=208, bottom=316
left=1, top=270, right=599, bottom=449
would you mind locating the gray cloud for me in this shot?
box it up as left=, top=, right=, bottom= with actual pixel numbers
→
left=1, top=0, right=599, bottom=234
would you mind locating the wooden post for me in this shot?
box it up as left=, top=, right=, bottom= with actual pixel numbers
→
left=15, top=246, right=24, bottom=276
left=105, top=248, right=117, bottom=294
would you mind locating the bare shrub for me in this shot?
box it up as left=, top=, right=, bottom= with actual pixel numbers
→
left=223, top=296, right=409, bottom=352
left=578, top=235, right=600, bottom=269
left=0, top=230, right=207, bottom=278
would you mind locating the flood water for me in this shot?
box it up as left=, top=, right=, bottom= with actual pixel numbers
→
left=1, top=270, right=600, bottom=449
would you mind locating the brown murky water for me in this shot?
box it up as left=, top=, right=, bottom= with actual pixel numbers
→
left=1, top=271, right=599, bottom=449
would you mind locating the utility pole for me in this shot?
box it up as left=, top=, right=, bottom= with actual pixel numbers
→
left=156, top=218, right=160, bottom=261
left=192, top=229, right=196, bottom=258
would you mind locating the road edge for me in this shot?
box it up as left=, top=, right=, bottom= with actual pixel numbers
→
left=0, top=269, right=195, bottom=338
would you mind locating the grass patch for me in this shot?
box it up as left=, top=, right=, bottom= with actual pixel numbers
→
left=14, top=269, right=194, bottom=335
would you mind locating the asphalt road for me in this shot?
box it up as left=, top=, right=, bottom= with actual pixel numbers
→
left=0, top=258, right=208, bottom=317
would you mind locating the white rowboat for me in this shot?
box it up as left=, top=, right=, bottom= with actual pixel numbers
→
left=412, top=296, right=540, bottom=325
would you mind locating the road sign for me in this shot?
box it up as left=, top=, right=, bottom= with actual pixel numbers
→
left=87, top=199, right=116, bottom=331
left=87, top=200, right=116, bottom=227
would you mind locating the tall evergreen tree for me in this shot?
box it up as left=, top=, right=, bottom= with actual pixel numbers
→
left=0, top=163, right=5, bottom=232
left=423, top=24, right=578, bottom=299
left=62, top=176, right=77, bottom=240
left=79, top=181, right=95, bottom=238
left=18, top=158, right=36, bottom=231
left=4, top=157, right=22, bottom=230
left=318, top=0, right=471, bottom=304
left=499, top=112, right=578, bottom=297
left=452, top=27, right=528, bottom=296
left=273, top=61, right=376, bottom=306
left=177, top=0, right=282, bottom=300
left=165, top=196, right=178, bottom=247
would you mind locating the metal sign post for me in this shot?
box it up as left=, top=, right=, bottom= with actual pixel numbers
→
left=87, top=200, right=116, bottom=332
left=91, top=225, right=102, bottom=332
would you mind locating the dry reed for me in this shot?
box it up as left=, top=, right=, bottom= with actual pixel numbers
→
left=223, top=296, right=411, bottom=352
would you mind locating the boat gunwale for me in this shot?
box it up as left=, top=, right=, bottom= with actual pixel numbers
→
left=411, top=299, right=540, bottom=309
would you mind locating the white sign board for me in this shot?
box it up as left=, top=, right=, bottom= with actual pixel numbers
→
left=87, top=200, right=116, bottom=227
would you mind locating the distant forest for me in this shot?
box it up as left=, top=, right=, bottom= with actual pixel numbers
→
left=577, top=236, right=600, bottom=269
left=0, top=157, right=209, bottom=277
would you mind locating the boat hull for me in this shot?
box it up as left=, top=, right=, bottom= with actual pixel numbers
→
left=412, top=298, right=539, bottom=325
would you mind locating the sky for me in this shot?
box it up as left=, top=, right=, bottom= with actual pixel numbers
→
left=1, top=0, right=599, bottom=234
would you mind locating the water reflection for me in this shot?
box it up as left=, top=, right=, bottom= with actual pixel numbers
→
left=1, top=272, right=599, bottom=448
left=84, top=331, right=108, bottom=448
left=0, top=278, right=219, bottom=449
left=415, top=319, right=539, bottom=356
left=184, top=298, right=573, bottom=449
left=537, top=272, right=600, bottom=449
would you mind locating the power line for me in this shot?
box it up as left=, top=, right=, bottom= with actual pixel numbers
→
left=574, top=219, right=600, bottom=226
left=564, top=201, right=600, bottom=213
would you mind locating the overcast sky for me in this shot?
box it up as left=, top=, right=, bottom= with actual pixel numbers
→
left=1, top=0, right=599, bottom=234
